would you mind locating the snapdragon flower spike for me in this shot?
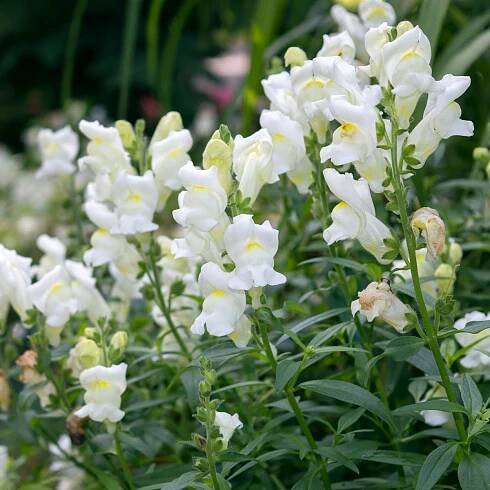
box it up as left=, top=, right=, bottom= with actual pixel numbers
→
left=78, top=120, right=133, bottom=178
left=224, top=214, right=286, bottom=290
left=37, top=126, right=79, bottom=178
left=191, top=262, right=250, bottom=343
left=454, top=311, right=490, bottom=369
left=322, top=169, right=393, bottom=263
left=351, top=281, right=410, bottom=333
left=28, top=260, right=109, bottom=345
left=75, top=363, right=127, bottom=423
left=0, top=243, right=32, bottom=321
left=232, top=129, right=277, bottom=204
left=214, top=411, right=243, bottom=449
left=173, top=162, right=228, bottom=232
left=407, top=74, right=473, bottom=166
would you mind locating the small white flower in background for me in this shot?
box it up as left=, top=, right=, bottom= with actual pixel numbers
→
left=37, top=126, right=79, bottom=178
left=28, top=261, right=109, bottom=345
left=410, top=207, right=446, bottom=261
left=214, top=411, right=243, bottom=448
left=49, top=435, right=85, bottom=490
left=75, top=363, right=127, bottom=423
left=317, top=31, right=356, bottom=62
left=407, top=75, right=474, bottom=166
left=109, top=170, right=159, bottom=235
left=191, top=262, right=248, bottom=339
left=233, top=129, right=276, bottom=204
left=322, top=169, right=393, bottom=263
left=151, top=129, right=193, bottom=201
left=358, top=0, right=395, bottom=29
left=287, top=155, right=315, bottom=194
left=420, top=384, right=451, bottom=427
left=454, top=311, right=490, bottom=369
left=0, top=243, right=32, bottom=321
left=0, top=445, right=8, bottom=481
left=78, top=120, right=133, bottom=178
left=34, top=234, right=66, bottom=277
left=260, top=110, right=306, bottom=175
left=157, top=235, right=197, bottom=285
left=224, top=214, right=286, bottom=290
left=173, top=163, right=228, bottom=232
left=351, top=281, right=410, bottom=333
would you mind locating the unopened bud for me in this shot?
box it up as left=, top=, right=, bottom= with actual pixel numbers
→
left=473, top=147, right=490, bottom=162
left=284, top=47, right=307, bottom=67
left=75, top=338, right=101, bottom=369
left=448, top=241, right=463, bottom=265
left=115, top=120, right=136, bottom=149
left=440, top=339, right=456, bottom=363
left=396, top=21, right=414, bottom=37
left=199, top=380, right=211, bottom=397
left=435, top=263, right=454, bottom=295
left=202, top=138, right=232, bottom=193
left=110, top=331, right=128, bottom=352
left=151, top=111, right=183, bottom=145
left=334, top=0, right=361, bottom=11
left=84, top=327, right=96, bottom=339
left=410, top=207, right=445, bottom=261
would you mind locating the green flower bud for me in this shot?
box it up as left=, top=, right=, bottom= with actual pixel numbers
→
left=151, top=111, right=183, bottom=145
left=396, top=21, right=414, bottom=37
left=202, top=138, right=233, bottom=193
left=75, top=338, right=101, bottom=369
left=115, top=120, right=136, bottom=150
left=110, top=331, right=128, bottom=352
left=334, top=0, right=360, bottom=10
left=473, top=147, right=490, bottom=162
left=284, top=47, right=307, bottom=67
left=435, top=263, right=454, bottom=295
left=84, top=327, right=97, bottom=339
left=448, top=241, right=463, bottom=265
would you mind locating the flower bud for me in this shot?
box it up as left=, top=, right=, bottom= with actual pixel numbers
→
left=396, top=21, right=414, bottom=37
left=202, top=137, right=233, bottom=193
left=284, top=47, right=307, bottom=67
left=0, top=370, right=10, bottom=412
left=473, top=147, right=490, bottom=162
left=435, top=263, right=454, bottom=295
left=74, top=338, right=101, bottom=369
left=115, top=120, right=136, bottom=150
left=84, top=327, right=97, bottom=339
left=199, top=380, right=211, bottom=397
left=334, top=0, right=360, bottom=10
left=448, top=241, right=463, bottom=265
left=151, top=111, right=183, bottom=145
left=410, top=207, right=445, bottom=261
left=110, top=331, right=128, bottom=352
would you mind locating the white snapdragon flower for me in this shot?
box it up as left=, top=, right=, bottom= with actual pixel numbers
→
left=214, top=411, right=243, bottom=448
left=261, top=71, right=309, bottom=134
left=259, top=110, right=306, bottom=175
left=35, top=234, right=66, bottom=277
left=232, top=129, right=277, bottom=203
left=322, top=169, right=393, bottom=263
left=224, top=214, right=286, bottom=290
left=358, top=0, right=396, bottom=28
left=78, top=120, right=133, bottom=177
left=191, top=262, right=250, bottom=344
left=331, top=4, right=367, bottom=60
left=352, top=281, right=410, bottom=333
left=0, top=243, right=32, bottom=321
left=28, top=261, right=109, bottom=345
left=150, top=129, right=193, bottom=201
left=410, top=207, right=446, bottom=260
left=75, top=363, right=127, bottom=423
left=37, top=126, right=79, bottom=178
left=317, top=31, right=356, bottom=62
left=109, top=170, right=159, bottom=235
left=173, top=163, right=228, bottom=232
left=454, top=311, right=490, bottom=369
left=157, top=235, right=197, bottom=285
left=407, top=75, right=474, bottom=166
left=287, top=155, right=315, bottom=194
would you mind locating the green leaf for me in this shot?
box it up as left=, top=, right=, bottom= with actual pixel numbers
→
left=275, top=359, right=301, bottom=392
left=458, top=453, right=490, bottom=490
left=393, top=400, right=467, bottom=417
left=158, top=471, right=200, bottom=490
left=300, top=380, right=395, bottom=429
left=363, top=449, right=425, bottom=467
left=180, top=366, right=202, bottom=408
left=385, top=336, right=424, bottom=361
left=337, top=407, right=366, bottom=433
left=465, top=320, right=490, bottom=333
left=415, top=443, right=458, bottom=490
left=460, top=374, right=483, bottom=415
left=317, top=445, right=359, bottom=473
left=417, top=0, right=450, bottom=58
left=92, top=468, right=123, bottom=490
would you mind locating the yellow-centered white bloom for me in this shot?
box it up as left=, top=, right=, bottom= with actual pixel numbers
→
left=28, top=261, right=109, bottom=345
left=410, top=207, right=445, bottom=261
left=454, top=311, right=490, bottom=369
left=351, top=281, right=410, bottom=333
left=317, top=31, right=356, bottom=62
left=34, top=234, right=66, bottom=277
left=214, top=411, right=243, bottom=448
left=75, top=363, right=127, bottom=423
left=224, top=214, right=286, bottom=290
left=260, top=110, right=306, bottom=175
left=191, top=262, right=250, bottom=342
left=407, top=75, right=473, bottom=166
left=358, top=0, right=395, bottom=28
left=37, top=126, right=79, bottom=178
left=232, top=129, right=277, bottom=204
left=331, top=4, right=367, bottom=60
left=323, top=169, right=393, bottom=263
left=173, top=163, right=228, bottom=232
left=0, top=243, right=32, bottom=321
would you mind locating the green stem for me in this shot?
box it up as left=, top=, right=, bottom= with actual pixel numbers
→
left=118, top=0, right=142, bottom=119
left=61, top=0, right=88, bottom=108
left=388, top=118, right=467, bottom=442
left=115, top=426, right=135, bottom=490
left=205, top=423, right=220, bottom=490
